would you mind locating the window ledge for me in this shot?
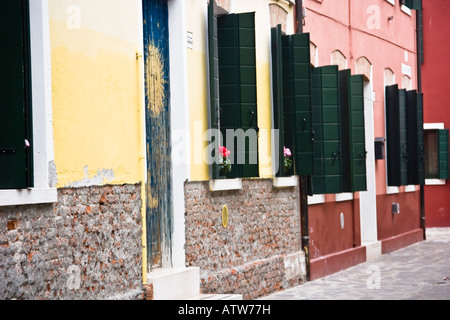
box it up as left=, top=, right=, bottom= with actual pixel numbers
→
left=386, top=186, right=399, bottom=194
left=404, top=185, right=417, bottom=192
left=308, top=194, right=325, bottom=205
left=425, top=179, right=446, bottom=186
left=335, top=192, right=354, bottom=202
left=0, top=188, right=58, bottom=207
left=209, top=179, right=243, bottom=192
left=273, top=176, right=298, bottom=188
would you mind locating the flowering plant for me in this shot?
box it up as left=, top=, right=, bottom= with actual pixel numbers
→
left=284, top=146, right=293, bottom=172
left=219, top=146, right=232, bottom=176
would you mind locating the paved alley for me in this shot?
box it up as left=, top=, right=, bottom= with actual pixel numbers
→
left=261, top=228, right=450, bottom=300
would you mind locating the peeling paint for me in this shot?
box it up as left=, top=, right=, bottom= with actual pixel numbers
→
left=48, top=161, right=58, bottom=188
left=66, top=165, right=115, bottom=188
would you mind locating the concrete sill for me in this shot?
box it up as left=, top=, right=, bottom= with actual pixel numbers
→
left=273, top=176, right=298, bottom=188
left=209, top=178, right=243, bottom=192
left=425, top=179, right=446, bottom=186
left=0, top=188, right=58, bottom=207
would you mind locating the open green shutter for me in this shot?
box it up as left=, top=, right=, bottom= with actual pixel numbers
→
left=218, top=12, right=258, bottom=179
left=208, top=0, right=221, bottom=179
left=281, top=33, right=313, bottom=177
left=406, top=90, right=425, bottom=185
left=438, top=129, right=449, bottom=180
left=0, top=0, right=32, bottom=190
left=271, top=25, right=285, bottom=177
left=386, top=85, right=408, bottom=186
left=292, top=33, right=314, bottom=176
left=311, top=66, right=342, bottom=194
left=339, top=70, right=367, bottom=192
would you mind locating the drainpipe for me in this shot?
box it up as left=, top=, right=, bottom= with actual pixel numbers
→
left=416, top=8, right=426, bottom=240
left=295, top=0, right=311, bottom=281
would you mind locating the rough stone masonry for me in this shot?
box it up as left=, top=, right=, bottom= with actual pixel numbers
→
left=184, top=179, right=307, bottom=300
left=0, top=184, right=143, bottom=300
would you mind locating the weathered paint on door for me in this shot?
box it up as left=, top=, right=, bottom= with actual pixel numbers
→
left=143, top=0, right=172, bottom=270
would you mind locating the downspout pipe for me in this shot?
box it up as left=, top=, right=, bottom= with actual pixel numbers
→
left=416, top=8, right=426, bottom=240
left=295, top=0, right=310, bottom=281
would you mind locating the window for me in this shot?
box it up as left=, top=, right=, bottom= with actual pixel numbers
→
left=270, top=27, right=367, bottom=194
left=0, top=0, right=56, bottom=206
left=385, top=85, right=425, bottom=186
left=0, top=0, right=33, bottom=190
left=208, top=0, right=258, bottom=180
left=424, top=127, right=449, bottom=181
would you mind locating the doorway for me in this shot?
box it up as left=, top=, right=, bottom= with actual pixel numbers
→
left=143, top=0, right=173, bottom=270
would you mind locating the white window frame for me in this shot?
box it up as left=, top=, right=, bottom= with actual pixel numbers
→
left=424, top=123, right=447, bottom=186
left=0, top=0, right=57, bottom=206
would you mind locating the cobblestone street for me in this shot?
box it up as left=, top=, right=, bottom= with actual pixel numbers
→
left=261, top=228, right=450, bottom=300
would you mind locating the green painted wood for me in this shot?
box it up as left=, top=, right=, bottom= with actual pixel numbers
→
left=208, top=0, right=221, bottom=180
left=218, top=12, right=258, bottom=179
left=386, top=85, right=408, bottom=186
left=406, top=90, right=425, bottom=185
left=281, top=33, right=313, bottom=177
left=438, top=129, right=449, bottom=180
left=0, top=0, right=32, bottom=190
left=271, top=25, right=285, bottom=177
left=311, top=66, right=342, bottom=194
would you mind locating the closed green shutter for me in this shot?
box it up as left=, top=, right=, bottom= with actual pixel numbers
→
left=386, top=85, right=408, bottom=186
left=311, top=66, right=342, bottom=194
left=438, top=129, right=449, bottom=180
left=218, top=12, right=258, bottom=179
left=406, top=90, right=425, bottom=185
left=0, top=0, right=33, bottom=190
left=339, top=70, right=367, bottom=192
left=208, top=0, right=221, bottom=179
left=271, top=25, right=285, bottom=177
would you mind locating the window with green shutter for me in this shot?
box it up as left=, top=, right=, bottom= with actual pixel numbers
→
left=271, top=25, right=314, bottom=178
left=0, top=0, right=33, bottom=190
left=207, top=6, right=259, bottom=179
left=339, top=70, right=367, bottom=192
left=424, top=128, right=449, bottom=180
left=406, top=90, right=425, bottom=185
left=311, top=66, right=342, bottom=195
left=386, top=85, right=408, bottom=187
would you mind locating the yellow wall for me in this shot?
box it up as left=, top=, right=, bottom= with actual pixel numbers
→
left=186, top=0, right=294, bottom=181
left=49, top=0, right=143, bottom=187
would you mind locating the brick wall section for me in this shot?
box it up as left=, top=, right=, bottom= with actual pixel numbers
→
left=0, top=184, right=143, bottom=300
left=184, top=179, right=306, bottom=299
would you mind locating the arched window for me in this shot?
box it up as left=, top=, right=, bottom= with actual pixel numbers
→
left=216, top=0, right=231, bottom=14
left=384, top=68, right=395, bottom=86
left=402, top=75, right=412, bottom=90
left=269, top=3, right=288, bottom=33
left=331, top=50, right=347, bottom=71
left=310, top=41, right=318, bottom=67
left=355, top=56, right=372, bottom=82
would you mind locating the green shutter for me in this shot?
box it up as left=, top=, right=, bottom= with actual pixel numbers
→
left=406, top=90, right=425, bottom=185
left=403, top=0, right=422, bottom=10
left=218, top=13, right=258, bottom=179
left=281, top=32, right=314, bottom=177
left=271, top=25, right=286, bottom=177
left=386, top=85, right=408, bottom=186
left=0, top=0, right=32, bottom=190
left=438, top=129, right=449, bottom=180
left=311, top=66, right=342, bottom=194
left=339, top=71, right=367, bottom=192
left=208, top=0, right=221, bottom=179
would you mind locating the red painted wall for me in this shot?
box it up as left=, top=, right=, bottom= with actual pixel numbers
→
left=303, top=0, right=423, bottom=277
left=422, top=0, right=450, bottom=227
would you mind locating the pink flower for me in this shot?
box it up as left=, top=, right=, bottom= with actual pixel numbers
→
left=284, top=147, right=291, bottom=157
left=219, top=146, right=230, bottom=158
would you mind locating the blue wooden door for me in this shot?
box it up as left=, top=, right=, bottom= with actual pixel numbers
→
left=143, top=0, right=172, bottom=270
